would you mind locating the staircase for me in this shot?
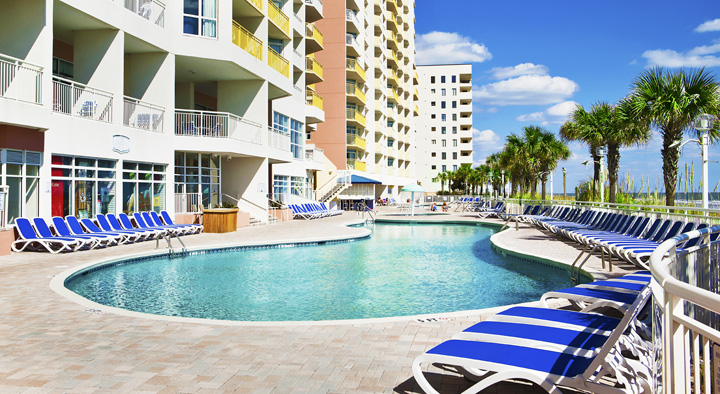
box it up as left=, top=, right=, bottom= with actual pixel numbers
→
left=320, top=182, right=350, bottom=203
left=249, top=214, right=279, bottom=227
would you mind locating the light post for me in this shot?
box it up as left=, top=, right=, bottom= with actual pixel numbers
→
left=694, top=113, right=715, bottom=213
left=501, top=170, right=505, bottom=198
left=550, top=171, right=554, bottom=201
left=596, top=146, right=607, bottom=204
left=562, top=167, right=567, bottom=199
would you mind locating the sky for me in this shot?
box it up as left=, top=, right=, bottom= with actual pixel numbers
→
left=414, top=0, right=720, bottom=196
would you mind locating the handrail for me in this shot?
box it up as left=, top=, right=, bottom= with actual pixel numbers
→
left=503, top=198, right=720, bottom=220
left=52, top=75, right=113, bottom=96
left=0, top=53, right=43, bottom=70
left=305, top=56, right=323, bottom=77
left=305, top=23, right=324, bottom=47
left=268, top=47, right=289, bottom=77
left=232, top=21, right=263, bottom=60
left=268, top=1, right=290, bottom=34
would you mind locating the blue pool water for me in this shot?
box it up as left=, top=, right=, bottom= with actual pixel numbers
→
left=66, top=223, right=573, bottom=321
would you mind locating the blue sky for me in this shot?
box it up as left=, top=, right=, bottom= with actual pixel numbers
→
left=414, top=0, right=720, bottom=196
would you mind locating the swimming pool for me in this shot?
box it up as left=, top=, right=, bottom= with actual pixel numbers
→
left=65, top=222, right=573, bottom=322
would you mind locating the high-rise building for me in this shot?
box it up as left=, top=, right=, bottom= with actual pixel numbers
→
left=415, top=64, right=473, bottom=193
left=0, top=0, right=326, bottom=228
left=311, top=0, right=417, bottom=203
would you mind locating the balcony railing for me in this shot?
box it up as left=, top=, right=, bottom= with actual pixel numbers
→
left=306, top=23, right=324, bottom=47
left=175, top=109, right=262, bottom=144
left=268, top=1, right=290, bottom=36
left=305, top=0, right=323, bottom=15
left=346, top=108, right=366, bottom=126
left=345, top=9, right=360, bottom=26
left=232, top=21, right=263, bottom=61
left=346, top=83, right=366, bottom=103
left=0, top=54, right=42, bottom=105
left=346, top=134, right=367, bottom=150
left=346, top=58, right=366, bottom=81
left=345, top=34, right=361, bottom=53
left=52, top=76, right=113, bottom=123
left=306, top=89, right=323, bottom=110
left=305, top=146, right=325, bottom=164
left=305, top=56, right=323, bottom=79
left=123, top=96, right=164, bottom=132
left=245, top=0, right=263, bottom=11
left=268, top=126, right=291, bottom=151
left=346, top=159, right=366, bottom=172
left=121, top=0, right=165, bottom=27
left=268, top=47, right=289, bottom=77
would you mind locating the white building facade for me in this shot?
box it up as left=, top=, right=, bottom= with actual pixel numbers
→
left=415, top=64, right=473, bottom=193
left=0, top=0, right=326, bottom=225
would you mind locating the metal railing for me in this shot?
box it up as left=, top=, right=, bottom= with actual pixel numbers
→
left=305, top=23, right=324, bottom=47
left=305, top=56, right=323, bottom=79
left=268, top=126, right=291, bottom=151
left=0, top=54, right=42, bottom=104
left=52, top=76, right=113, bottom=123
left=345, top=9, right=360, bottom=26
left=174, top=109, right=262, bottom=144
left=232, top=21, right=263, bottom=61
left=345, top=34, right=361, bottom=52
left=650, top=225, right=720, bottom=393
left=304, top=0, right=323, bottom=15
left=346, top=158, right=366, bottom=172
left=346, top=134, right=367, bottom=150
left=268, top=1, right=290, bottom=35
left=305, top=146, right=325, bottom=164
left=346, top=58, right=366, bottom=81
left=346, top=108, right=366, bottom=126
left=245, top=0, right=263, bottom=11
left=123, top=96, right=164, bottom=132
left=306, top=88, right=323, bottom=110
left=268, top=47, right=289, bottom=77
left=346, top=82, right=366, bottom=103
left=174, top=192, right=202, bottom=213
left=122, top=0, right=165, bottom=27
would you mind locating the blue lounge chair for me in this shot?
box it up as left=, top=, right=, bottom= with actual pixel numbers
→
left=96, top=214, right=152, bottom=241
left=78, top=217, right=137, bottom=244
left=65, top=215, right=126, bottom=245
left=540, top=272, right=651, bottom=313
left=51, top=217, right=113, bottom=248
left=11, top=218, right=83, bottom=253
left=159, top=211, right=203, bottom=233
left=147, top=212, right=194, bottom=234
left=35, top=217, right=97, bottom=250
left=109, top=213, right=163, bottom=238
left=131, top=212, right=178, bottom=236
left=140, top=212, right=185, bottom=235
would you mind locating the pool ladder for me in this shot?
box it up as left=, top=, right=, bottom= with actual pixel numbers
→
left=359, top=201, right=376, bottom=223
left=156, top=233, right=187, bottom=255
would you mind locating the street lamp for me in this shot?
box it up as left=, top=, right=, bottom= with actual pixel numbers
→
left=501, top=170, right=505, bottom=198
left=694, top=113, right=715, bottom=213
left=562, top=167, right=567, bottom=199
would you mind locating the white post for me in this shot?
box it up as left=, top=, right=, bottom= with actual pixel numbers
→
left=702, top=130, right=709, bottom=213
left=550, top=172, right=554, bottom=201
left=600, top=159, right=604, bottom=204
left=410, top=191, right=415, bottom=216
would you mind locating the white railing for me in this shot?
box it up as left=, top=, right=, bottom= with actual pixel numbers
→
left=123, top=96, right=164, bottom=132
left=268, top=126, right=290, bottom=151
left=174, top=192, right=202, bottom=213
left=52, top=76, right=113, bottom=123
left=650, top=225, right=720, bottom=394
left=175, top=109, right=263, bottom=144
left=121, top=0, right=165, bottom=27
left=345, top=34, right=361, bottom=52
left=304, top=0, right=323, bottom=15
left=0, top=54, right=42, bottom=104
left=304, top=146, right=324, bottom=164
left=345, top=9, right=360, bottom=26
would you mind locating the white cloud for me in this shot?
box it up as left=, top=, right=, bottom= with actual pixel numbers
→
left=696, top=18, right=720, bottom=33
left=415, top=32, right=492, bottom=65
left=473, top=75, right=579, bottom=106
left=474, top=106, right=498, bottom=114
left=642, top=40, right=720, bottom=68
left=472, top=128, right=500, bottom=143
left=490, top=63, right=549, bottom=80
left=516, top=101, right=578, bottom=125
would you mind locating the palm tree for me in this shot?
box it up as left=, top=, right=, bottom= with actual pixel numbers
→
left=623, top=67, right=720, bottom=206
left=560, top=105, right=604, bottom=200
left=437, top=171, right=447, bottom=194
left=454, top=164, right=472, bottom=194
left=520, top=126, right=570, bottom=201
left=444, top=170, right=455, bottom=193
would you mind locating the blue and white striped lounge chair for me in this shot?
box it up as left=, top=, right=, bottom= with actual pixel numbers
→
left=96, top=214, right=153, bottom=241
left=141, top=212, right=186, bottom=235
left=133, top=212, right=180, bottom=236
left=65, top=215, right=126, bottom=245
left=109, top=213, right=163, bottom=238
left=412, top=288, right=652, bottom=394
left=11, top=218, right=83, bottom=253
left=51, top=217, right=114, bottom=248
left=36, top=217, right=97, bottom=250
left=159, top=211, right=203, bottom=233
left=78, top=217, right=137, bottom=244
left=477, top=201, right=505, bottom=219
left=540, top=272, right=651, bottom=313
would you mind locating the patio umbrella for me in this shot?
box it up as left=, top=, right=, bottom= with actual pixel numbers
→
left=401, top=183, right=424, bottom=216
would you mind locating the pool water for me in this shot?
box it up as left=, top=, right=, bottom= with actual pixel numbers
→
left=66, top=223, right=572, bottom=321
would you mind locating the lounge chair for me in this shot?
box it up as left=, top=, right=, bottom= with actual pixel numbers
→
left=108, top=213, right=163, bottom=239
left=412, top=287, right=652, bottom=394
left=477, top=201, right=505, bottom=219
left=78, top=217, right=138, bottom=244
left=540, top=272, right=651, bottom=313
left=159, top=211, right=203, bottom=233
left=141, top=212, right=186, bottom=235
left=96, top=214, right=153, bottom=241
left=131, top=212, right=179, bottom=236
left=51, top=217, right=113, bottom=248
left=11, top=218, right=83, bottom=253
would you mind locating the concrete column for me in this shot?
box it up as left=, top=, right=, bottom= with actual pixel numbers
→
left=174, top=82, right=195, bottom=110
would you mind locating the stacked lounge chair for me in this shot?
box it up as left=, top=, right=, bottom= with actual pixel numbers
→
left=288, top=202, right=343, bottom=220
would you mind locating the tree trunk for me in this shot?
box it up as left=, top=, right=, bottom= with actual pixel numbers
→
left=607, top=142, right=620, bottom=203
left=590, top=146, right=600, bottom=200
left=662, top=126, right=682, bottom=207
left=531, top=179, right=537, bottom=199
left=540, top=174, right=548, bottom=201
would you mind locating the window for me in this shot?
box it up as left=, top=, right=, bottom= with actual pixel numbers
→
left=431, top=114, right=436, bottom=119
left=452, top=114, right=457, bottom=121
left=453, top=165, right=458, bottom=171
left=431, top=152, right=436, bottom=157
left=431, top=127, right=436, bottom=131
left=290, top=119, right=304, bottom=160
left=452, top=126, right=457, bottom=134
left=441, top=76, right=446, bottom=83
left=431, top=101, right=436, bottom=107
left=440, top=101, right=446, bottom=109
left=452, top=88, right=457, bottom=96
left=452, top=75, right=457, bottom=83
left=3, top=150, right=41, bottom=224
left=430, top=76, right=435, bottom=83
left=453, top=139, right=458, bottom=147
left=273, top=175, right=288, bottom=200
left=50, top=155, right=122, bottom=219
left=175, top=152, right=217, bottom=210
left=431, top=165, right=436, bottom=170
left=430, top=89, right=436, bottom=94
left=387, top=102, right=394, bottom=109
left=387, top=120, right=394, bottom=127
left=388, top=158, right=394, bottom=166
left=441, top=114, right=446, bottom=122
left=442, top=165, right=446, bottom=172
left=440, top=152, right=446, bottom=160
left=387, top=139, right=394, bottom=147
left=441, top=127, right=446, bottom=134
left=290, top=176, right=306, bottom=197
left=431, top=139, right=436, bottom=145
left=453, top=152, right=458, bottom=160
left=52, top=58, right=73, bottom=79
left=452, top=101, right=457, bottom=108
left=346, top=150, right=357, bottom=159
left=123, top=161, right=166, bottom=214
left=269, top=38, right=284, bottom=55
left=441, top=89, right=446, bottom=96
left=184, top=0, right=217, bottom=38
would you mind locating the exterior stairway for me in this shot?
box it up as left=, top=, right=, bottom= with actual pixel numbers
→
left=320, top=182, right=349, bottom=203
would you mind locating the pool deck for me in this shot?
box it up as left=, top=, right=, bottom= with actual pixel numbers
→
left=0, top=209, right=641, bottom=393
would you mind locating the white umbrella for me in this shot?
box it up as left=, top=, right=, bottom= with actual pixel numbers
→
left=401, top=183, right=425, bottom=216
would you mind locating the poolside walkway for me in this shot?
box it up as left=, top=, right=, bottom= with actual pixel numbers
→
left=0, top=210, right=640, bottom=393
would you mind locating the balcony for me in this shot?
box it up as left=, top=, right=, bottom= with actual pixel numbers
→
left=232, top=21, right=263, bottom=61
left=305, top=55, right=323, bottom=84
left=175, top=109, right=263, bottom=144
left=123, top=96, right=164, bottom=132
left=387, top=87, right=399, bottom=103
left=121, top=0, right=165, bottom=27
left=388, top=51, right=399, bottom=67
left=268, top=1, right=290, bottom=38
left=346, top=108, right=366, bottom=127
left=387, top=0, right=398, bottom=13
left=306, top=88, right=323, bottom=110
left=305, top=23, right=324, bottom=54
left=0, top=54, right=42, bottom=105
left=345, top=9, right=361, bottom=33
left=268, top=126, right=291, bottom=151
left=305, top=145, right=325, bottom=164
left=346, top=83, right=366, bottom=104
left=346, top=58, right=366, bottom=82
left=386, top=11, right=399, bottom=31
left=304, top=0, right=323, bottom=22
left=345, top=34, right=362, bottom=57
left=268, top=47, right=289, bottom=77
left=244, top=0, right=263, bottom=12
left=413, top=104, right=419, bottom=115
left=387, top=30, right=399, bottom=50
left=387, top=68, right=399, bottom=86
left=52, top=77, right=113, bottom=123
left=347, top=158, right=366, bottom=172
left=346, top=133, right=367, bottom=151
